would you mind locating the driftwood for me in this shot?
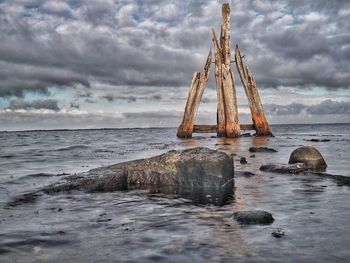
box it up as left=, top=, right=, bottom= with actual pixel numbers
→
left=177, top=50, right=212, bottom=138
left=235, top=45, right=272, bottom=136
left=193, top=124, right=254, bottom=133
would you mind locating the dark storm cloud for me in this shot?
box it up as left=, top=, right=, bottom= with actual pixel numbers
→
left=307, top=99, right=350, bottom=115
left=265, top=100, right=350, bottom=116
left=102, top=95, right=137, bottom=103
left=102, top=94, right=162, bottom=103
left=8, top=99, right=60, bottom=111
left=0, top=62, right=90, bottom=97
left=70, top=101, right=80, bottom=109
left=0, top=0, right=349, bottom=100
left=265, top=103, right=306, bottom=115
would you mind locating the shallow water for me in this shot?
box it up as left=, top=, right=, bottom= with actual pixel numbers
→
left=0, top=124, right=349, bottom=262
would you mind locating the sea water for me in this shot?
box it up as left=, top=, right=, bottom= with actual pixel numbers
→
left=0, top=124, right=349, bottom=262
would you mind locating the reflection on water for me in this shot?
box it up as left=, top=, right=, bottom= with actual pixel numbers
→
left=1, top=124, right=350, bottom=262
left=251, top=135, right=271, bottom=147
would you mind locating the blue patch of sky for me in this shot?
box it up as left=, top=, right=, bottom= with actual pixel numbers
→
left=0, top=98, right=9, bottom=109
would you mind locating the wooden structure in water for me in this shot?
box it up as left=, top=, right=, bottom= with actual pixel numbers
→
left=177, top=3, right=272, bottom=138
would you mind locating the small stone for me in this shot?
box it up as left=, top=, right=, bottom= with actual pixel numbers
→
left=250, top=154, right=255, bottom=158
left=306, top=139, right=330, bottom=142
left=272, top=228, right=285, bottom=238
left=249, top=147, right=278, bottom=153
left=240, top=157, right=247, bottom=164
left=233, top=210, right=274, bottom=225
left=97, top=218, right=112, bottom=223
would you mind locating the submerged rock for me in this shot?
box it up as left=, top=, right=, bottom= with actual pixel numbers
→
left=8, top=147, right=234, bottom=207
left=306, top=139, right=331, bottom=142
left=272, top=228, right=285, bottom=238
left=233, top=210, right=274, bottom=225
left=249, top=147, right=278, bottom=153
left=260, top=163, right=307, bottom=174
left=240, top=157, right=247, bottom=164
left=6, top=192, right=43, bottom=207
left=289, top=146, right=327, bottom=171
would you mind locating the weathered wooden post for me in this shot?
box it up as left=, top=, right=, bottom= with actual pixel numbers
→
left=212, top=29, right=226, bottom=137
left=177, top=50, right=212, bottom=138
left=235, top=45, right=272, bottom=136
left=220, top=3, right=240, bottom=138
left=177, top=3, right=271, bottom=138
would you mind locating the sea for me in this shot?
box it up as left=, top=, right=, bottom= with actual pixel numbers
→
left=0, top=123, right=349, bottom=262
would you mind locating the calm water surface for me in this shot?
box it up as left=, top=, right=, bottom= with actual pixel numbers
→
left=0, top=124, right=349, bottom=262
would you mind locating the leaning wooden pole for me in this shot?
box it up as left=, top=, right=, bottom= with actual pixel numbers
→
left=212, top=29, right=226, bottom=137
left=235, top=45, right=272, bottom=136
left=177, top=50, right=212, bottom=138
left=220, top=3, right=240, bottom=138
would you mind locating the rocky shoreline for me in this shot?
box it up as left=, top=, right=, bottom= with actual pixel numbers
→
left=6, top=145, right=350, bottom=209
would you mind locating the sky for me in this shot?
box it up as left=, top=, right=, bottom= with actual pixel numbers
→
left=0, top=0, right=349, bottom=131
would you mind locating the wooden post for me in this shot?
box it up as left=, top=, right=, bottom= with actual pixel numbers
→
left=193, top=124, right=254, bottom=133
left=212, top=29, right=226, bottom=137
left=220, top=3, right=240, bottom=138
left=234, top=45, right=272, bottom=136
left=177, top=50, right=212, bottom=138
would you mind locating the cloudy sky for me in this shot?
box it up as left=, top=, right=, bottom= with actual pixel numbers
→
left=0, top=0, right=349, bottom=131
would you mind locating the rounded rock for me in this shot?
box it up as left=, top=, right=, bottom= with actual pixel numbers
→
left=288, top=146, right=327, bottom=171
left=233, top=210, right=274, bottom=225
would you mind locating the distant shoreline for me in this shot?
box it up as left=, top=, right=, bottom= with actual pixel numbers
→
left=1, top=122, right=349, bottom=133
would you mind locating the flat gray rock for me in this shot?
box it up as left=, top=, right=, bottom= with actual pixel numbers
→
left=7, top=147, right=235, bottom=207
left=260, top=163, right=307, bottom=174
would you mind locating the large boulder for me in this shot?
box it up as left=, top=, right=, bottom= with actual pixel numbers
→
left=9, top=147, right=234, bottom=207
left=288, top=146, right=327, bottom=171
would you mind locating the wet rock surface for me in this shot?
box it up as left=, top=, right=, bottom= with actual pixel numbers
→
left=249, top=147, right=278, bottom=153
left=260, top=163, right=307, bottom=174
left=272, top=228, right=285, bottom=238
left=233, top=210, right=274, bottom=225
left=289, top=146, right=327, bottom=171
left=7, top=147, right=234, bottom=206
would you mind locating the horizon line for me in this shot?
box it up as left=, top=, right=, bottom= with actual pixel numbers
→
left=1, top=122, right=349, bottom=133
